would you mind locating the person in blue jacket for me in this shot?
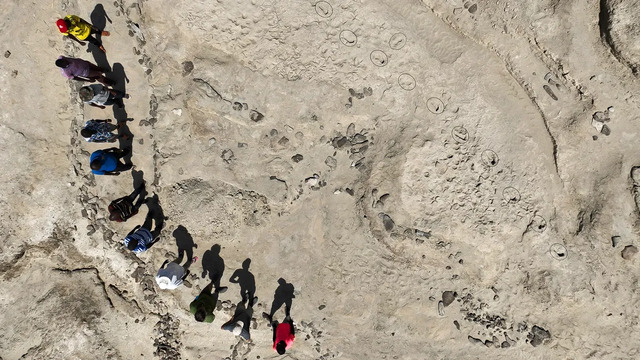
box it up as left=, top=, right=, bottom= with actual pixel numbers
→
left=89, top=148, right=131, bottom=175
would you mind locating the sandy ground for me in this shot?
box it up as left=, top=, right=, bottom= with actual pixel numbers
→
left=1, top=0, right=640, bottom=359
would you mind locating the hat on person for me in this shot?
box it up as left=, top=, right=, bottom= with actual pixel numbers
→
left=233, top=321, right=244, bottom=336
left=155, top=275, right=172, bottom=290
left=56, top=19, right=68, bottom=33
left=78, top=86, right=95, bottom=101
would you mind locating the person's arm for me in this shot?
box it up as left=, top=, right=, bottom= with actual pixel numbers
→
left=288, top=318, right=295, bottom=336
left=181, top=270, right=190, bottom=280
left=72, top=76, right=94, bottom=82
left=272, top=322, right=278, bottom=343
left=88, top=103, right=106, bottom=109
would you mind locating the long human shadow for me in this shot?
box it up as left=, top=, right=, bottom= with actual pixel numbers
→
left=229, top=258, right=256, bottom=303
left=88, top=4, right=111, bottom=71
left=201, top=244, right=225, bottom=288
left=131, top=169, right=146, bottom=191
left=110, top=62, right=133, bottom=164
left=144, top=193, right=165, bottom=239
left=173, top=225, right=197, bottom=264
left=128, top=169, right=147, bottom=209
left=268, top=278, right=295, bottom=317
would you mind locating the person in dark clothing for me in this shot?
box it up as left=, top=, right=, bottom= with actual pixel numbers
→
left=190, top=282, right=228, bottom=323
left=221, top=293, right=258, bottom=341
left=108, top=182, right=146, bottom=222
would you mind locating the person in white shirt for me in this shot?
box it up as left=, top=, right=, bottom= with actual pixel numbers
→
left=156, top=256, right=197, bottom=290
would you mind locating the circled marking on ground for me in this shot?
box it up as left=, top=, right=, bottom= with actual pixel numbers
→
left=451, top=126, right=469, bottom=143
left=530, top=215, right=547, bottom=233
left=339, top=30, right=357, bottom=47
left=398, top=73, right=416, bottom=90
left=502, top=186, right=521, bottom=204
left=481, top=150, right=499, bottom=167
left=370, top=50, right=389, bottom=67
left=426, top=97, right=445, bottom=114
left=549, top=243, right=567, bottom=260
left=315, top=1, right=333, bottom=18
left=389, top=33, right=407, bottom=50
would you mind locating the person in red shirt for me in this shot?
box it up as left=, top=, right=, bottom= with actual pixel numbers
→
left=264, top=313, right=295, bottom=355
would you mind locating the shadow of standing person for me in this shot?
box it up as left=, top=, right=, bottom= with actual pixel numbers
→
left=144, top=193, right=165, bottom=239
left=229, top=258, right=256, bottom=304
left=131, top=169, right=145, bottom=190
left=173, top=225, right=197, bottom=264
left=201, top=244, right=225, bottom=288
left=89, top=4, right=111, bottom=71
left=109, top=63, right=134, bottom=165
left=266, top=278, right=295, bottom=318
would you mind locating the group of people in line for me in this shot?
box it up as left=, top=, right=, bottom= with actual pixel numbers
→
left=55, top=11, right=295, bottom=354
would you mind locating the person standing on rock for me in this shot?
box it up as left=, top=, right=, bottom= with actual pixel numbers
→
left=79, top=84, right=130, bottom=109
left=89, top=148, right=131, bottom=175
left=81, top=119, right=127, bottom=143
left=190, top=282, right=228, bottom=323
left=56, top=56, right=113, bottom=85
left=108, top=182, right=146, bottom=222
left=263, top=312, right=295, bottom=355
left=56, top=15, right=109, bottom=53
left=221, top=293, right=257, bottom=341
left=155, top=256, right=198, bottom=290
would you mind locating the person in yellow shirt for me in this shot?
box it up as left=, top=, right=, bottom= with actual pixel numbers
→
left=56, top=15, right=110, bottom=53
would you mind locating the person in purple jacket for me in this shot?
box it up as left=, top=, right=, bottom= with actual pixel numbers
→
left=55, top=56, right=113, bottom=85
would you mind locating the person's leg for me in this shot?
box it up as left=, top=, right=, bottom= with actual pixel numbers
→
left=85, top=34, right=102, bottom=47
left=86, top=68, right=114, bottom=86
left=116, top=147, right=131, bottom=159
left=285, top=299, right=292, bottom=317
left=127, top=182, right=145, bottom=202
left=248, top=293, right=258, bottom=307
left=90, top=27, right=109, bottom=37
left=88, top=63, right=105, bottom=73
left=142, top=211, right=154, bottom=232
left=115, top=162, right=132, bottom=172
left=108, top=90, right=127, bottom=107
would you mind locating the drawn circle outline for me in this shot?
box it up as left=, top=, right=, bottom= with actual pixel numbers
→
left=502, top=186, right=521, bottom=204
left=530, top=215, right=547, bottom=233
left=315, top=1, right=333, bottom=18
left=481, top=150, right=499, bottom=167
left=451, top=126, right=469, bottom=143
left=398, top=73, right=416, bottom=91
left=427, top=97, right=445, bottom=114
left=370, top=50, right=389, bottom=67
left=549, top=243, right=567, bottom=260
left=389, top=33, right=407, bottom=50
left=339, top=30, right=357, bottom=47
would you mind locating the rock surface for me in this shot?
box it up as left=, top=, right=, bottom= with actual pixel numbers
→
left=1, top=0, right=640, bottom=359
